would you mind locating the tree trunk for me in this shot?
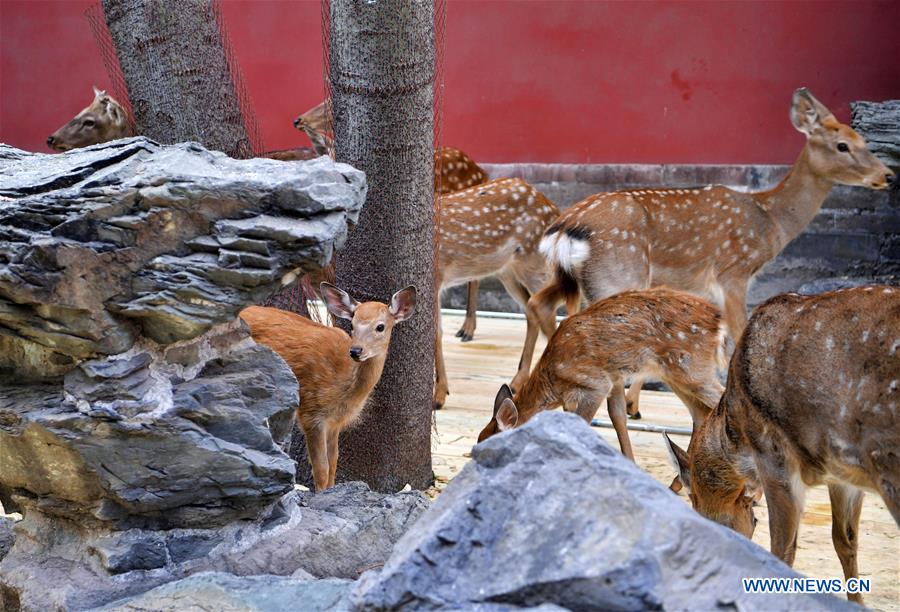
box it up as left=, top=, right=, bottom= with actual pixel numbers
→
left=330, top=0, right=435, bottom=491
left=101, top=0, right=255, bottom=158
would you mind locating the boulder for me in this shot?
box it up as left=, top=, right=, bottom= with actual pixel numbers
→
left=0, top=484, right=427, bottom=611
left=96, top=572, right=354, bottom=612
left=0, top=320, right=297, bottom=530
left=0, top=137, right=365, bottom=379
left=0, top=518, right=13, bottom=562
left=352, top=412, right=854, bottom=611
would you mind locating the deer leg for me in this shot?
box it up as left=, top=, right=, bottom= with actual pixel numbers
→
left=434, top=290, right=449, bottom=410
left=455, top=280, right=479, bottom=342
left=625, top=377, right=644, bottom=420
left=828, top=483, right=865, bottom=604
left=511, top=281, right=564, bottom=392
left=762, top=470, right=804, bottom=566
left=304, top=423, right=330, bottom=492
left=607, top=381, right=635, bottom=461
left=721, top=281, right=749, bottom=350
left=326, top=426, right=340, bottom=489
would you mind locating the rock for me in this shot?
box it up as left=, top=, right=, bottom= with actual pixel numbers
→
left=851, top=99, right=900, bottom=167
left=0, top=485, right=427, bottom=610
left=0, top=137, right=365, bottom=379
left=352, top=412, right=854, bottom=611
left=0, top=321, right=297, bottom=529
left=97, top=572, right=354, bottom=612
left=0, top=518, right=13, bottom=562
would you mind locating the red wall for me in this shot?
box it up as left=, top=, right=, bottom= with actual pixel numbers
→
left=2, top=0, right=898, bottom=164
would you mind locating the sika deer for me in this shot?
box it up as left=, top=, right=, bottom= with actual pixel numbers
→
left=47, top=86, right=135, bottom=151
left=478, top=288, right=725, bottom=465
left=434, top=177, right=562, bottom=409
left=513, top=88, right=895, bottom=409
left=241, top=283, right=416, bottom=491
left=666, top=286, right=900, bottom=604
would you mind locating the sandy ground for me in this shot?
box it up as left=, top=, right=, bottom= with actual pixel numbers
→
left=433, top=312, right=900, bottom=612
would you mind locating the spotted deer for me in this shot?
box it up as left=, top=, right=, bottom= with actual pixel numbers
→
left=434, top=177, right=561, bottom=409
left=241, top=283, right=416, bottom=491
left=47, top=86, right=135, bottom=151
left=478, top=289, right=725, bottom=465
left=666, top=286, right=900, bottom=605
left=512, top=88, right=895, bottom=409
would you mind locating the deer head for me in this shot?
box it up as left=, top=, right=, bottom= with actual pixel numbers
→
left=791, top=88, right=893, bottom=190
left=293, top=101, right=334, bottom=156
left=477, top=384, right=521, bottom=443
left=664, top=431, right=759, bottom=538
left=47, top=86, right=134, bottom=151
left=320, top=282, right=416, bottom=362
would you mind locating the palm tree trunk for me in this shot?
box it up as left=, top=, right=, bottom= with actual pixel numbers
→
left=101, top=0, right=256, bottom=158
left=330, top=0, right=435, bottom=491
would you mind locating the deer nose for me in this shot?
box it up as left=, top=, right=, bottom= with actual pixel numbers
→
left=886, top=172, right=895, bottom=186
left=349, top=346, right=363, bottom=360
left=293, top=117, right=302, bottom=129
left=47, top=136, right=55, bottom=147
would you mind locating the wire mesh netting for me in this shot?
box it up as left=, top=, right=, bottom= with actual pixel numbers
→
left=87, top=0, right=263, bottom=159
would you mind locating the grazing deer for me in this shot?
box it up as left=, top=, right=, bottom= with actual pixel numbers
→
left=478, top=289, right=725, bottom=466
left=434, top=177, right=561, bottom=410
left=47, top=86, right=135, bottom=151
left=512, top=88, right=895, bottom=410
left=241, top=283, right=416, bottom=491
left=666, top=286, right=900, bottom=605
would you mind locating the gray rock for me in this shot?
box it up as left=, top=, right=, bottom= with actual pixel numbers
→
left=0, top=485, right=427, bottom=611
left=97, top=572, right=354, bottom=612
left=851, top=100, right=900, bottom=167
left=352, top=412, right=854, bottom=611
left=0, top=321, right=297, bottom=529
left=0, top=518, right=13, bottom=562
left=0, top=137, right=365, bottom=379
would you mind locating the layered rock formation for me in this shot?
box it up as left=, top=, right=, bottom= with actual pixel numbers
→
left=0, top=138, right=368, bottom=609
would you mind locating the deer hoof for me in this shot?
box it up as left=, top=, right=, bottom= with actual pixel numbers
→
left=433, top=401, right=443, bottom=411
left=669, top=475, right=684, bottom=494
left=629, top=411, right=642, bottom=420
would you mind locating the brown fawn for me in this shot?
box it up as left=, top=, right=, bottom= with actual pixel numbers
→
left=241, top=283, right=416, bottom=491
left=513, top=88, right=894, bottom=411
left=434, top=177, right=561, bottom=410
left=666, top=286, right=900, bottom=604
left=478, top=288, right=726, bottom=466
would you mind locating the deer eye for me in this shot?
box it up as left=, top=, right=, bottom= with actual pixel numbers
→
left=83, top=119, right=95, bottom=128
left=837, top=142, right=849, bottom=153
left=376, top=323, right=385, bottom=332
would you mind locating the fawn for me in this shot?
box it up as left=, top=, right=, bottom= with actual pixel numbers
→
left=478, top=288, right=725, bottom=466
left=435, top=177, right=563, bottom=409
left=666, top=286, right=900, bottom=604
left=241, top=283, right=416, bottom=491
left=512, top=88, right=894, bottom=411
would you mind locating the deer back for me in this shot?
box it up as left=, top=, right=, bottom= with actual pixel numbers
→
left=434, top=147, right=487, bottom=194
left=438, top=178, right=559, bottom=283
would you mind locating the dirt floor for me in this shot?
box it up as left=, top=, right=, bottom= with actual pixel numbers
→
left=433, top=312, right=899, bottom=612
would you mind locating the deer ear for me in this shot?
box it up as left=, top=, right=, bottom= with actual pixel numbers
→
left=493, top=384, right=514, bottom=417
left=320, top=282, right=357, bottom=320
left=790, top=88, right=835, bottom=136
left=663, top=433, right=692, bottom=490
left=389, top=286, right=417, bottom=322
left=496, top=398, right=518, bottom=431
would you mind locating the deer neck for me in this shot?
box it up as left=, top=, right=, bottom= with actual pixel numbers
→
left=755, top=145, right=835, bottom=250
left=348, top=353, right=387, bottom=405
left=517, top=369, right=557, bottom=423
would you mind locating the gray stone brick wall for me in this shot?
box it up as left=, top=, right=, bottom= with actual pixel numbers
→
left=442, top=162, right=899, bottom=313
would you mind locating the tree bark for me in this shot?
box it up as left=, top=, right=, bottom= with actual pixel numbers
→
left=101, top=0, right=255, bottom=158
left=330, top=0, right=435, bottom=491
